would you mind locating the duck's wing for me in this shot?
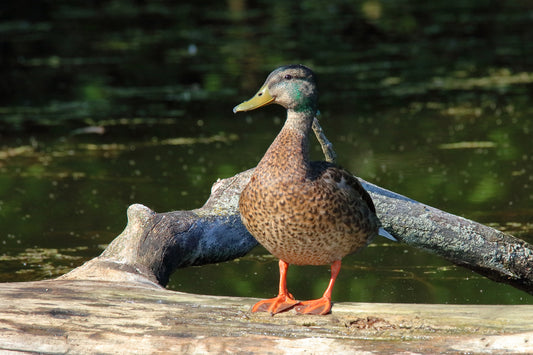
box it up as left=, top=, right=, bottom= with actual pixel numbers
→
left=310, top=161, right=397, bottom=242
left=378, top=227, right=396, bottom=241
left=310, top=161, right=376, bottom=213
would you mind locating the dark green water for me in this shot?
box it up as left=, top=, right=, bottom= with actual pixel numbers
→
left=1, top=1, right=532, bottom=304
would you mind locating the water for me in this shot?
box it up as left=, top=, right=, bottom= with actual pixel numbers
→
left=1, top=0, right=532, bottom=304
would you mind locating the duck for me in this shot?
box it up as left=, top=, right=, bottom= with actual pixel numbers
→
left=233, top=64, right=395, bottom=315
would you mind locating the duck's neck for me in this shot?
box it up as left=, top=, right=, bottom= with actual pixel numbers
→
left=256, top=109, right=315, bottom=178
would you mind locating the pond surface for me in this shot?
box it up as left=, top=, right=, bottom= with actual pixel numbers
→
left=1, top=0, right=532, bottom=304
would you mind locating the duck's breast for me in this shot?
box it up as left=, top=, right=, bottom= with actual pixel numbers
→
left=239, top=163, right=379, bottom=265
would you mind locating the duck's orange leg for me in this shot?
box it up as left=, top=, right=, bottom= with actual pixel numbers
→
left=251, top=259, right=299, bottom=314
left=294, top=260, right=341, bottom=315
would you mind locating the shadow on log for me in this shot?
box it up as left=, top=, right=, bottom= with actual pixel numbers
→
left=61, top=168, right=533, bottom=295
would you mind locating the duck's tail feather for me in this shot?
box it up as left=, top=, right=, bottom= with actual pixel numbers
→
left=379, top=227, right=397, bottom=241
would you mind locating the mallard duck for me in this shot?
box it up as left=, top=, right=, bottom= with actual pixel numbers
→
left=233, top=64, right=394, bottom=315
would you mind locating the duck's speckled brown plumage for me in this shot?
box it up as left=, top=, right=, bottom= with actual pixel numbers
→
left=237, top=66, right=379, bottom=266
left=233, top=64, right=383, bottom=314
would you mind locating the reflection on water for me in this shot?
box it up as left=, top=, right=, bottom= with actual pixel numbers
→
left=0, top=0, right=532, bottom=304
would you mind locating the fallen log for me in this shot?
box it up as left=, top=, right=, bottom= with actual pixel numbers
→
left=61, top=168, right=533, bottom=295
left=1, top=279, right=532, bottom=354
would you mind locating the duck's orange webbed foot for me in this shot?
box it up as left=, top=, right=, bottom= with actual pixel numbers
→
left=294, top=297, right=332, bottom=315
left=252, top=259, right=300, bottom=314
left=251, top=293, right=299, bottom=314
left=294, top=260, right=342, bottom=315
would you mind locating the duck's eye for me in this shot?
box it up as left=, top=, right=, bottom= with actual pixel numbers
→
left=284, top=74, right=293, bottom=80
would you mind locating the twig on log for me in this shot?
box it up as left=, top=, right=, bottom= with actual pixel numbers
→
left=312, top=116, right=337, bottom=164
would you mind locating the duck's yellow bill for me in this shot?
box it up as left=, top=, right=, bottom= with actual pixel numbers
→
left=233, top=84, right=274, bottom=113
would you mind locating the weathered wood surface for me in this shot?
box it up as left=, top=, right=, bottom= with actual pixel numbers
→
left=1, top=279, right=532, bottom=354
left=62, top=168, right=533, bottom=294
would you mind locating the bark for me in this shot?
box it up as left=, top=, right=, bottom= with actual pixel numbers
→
left=62, top=168, right=533, bottom=295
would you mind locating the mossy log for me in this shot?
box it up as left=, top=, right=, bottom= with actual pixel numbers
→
left=1, top=168, right=532, bottom=353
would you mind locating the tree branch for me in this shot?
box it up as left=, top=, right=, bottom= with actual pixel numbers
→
left=62, top=168, right=533, bottom=295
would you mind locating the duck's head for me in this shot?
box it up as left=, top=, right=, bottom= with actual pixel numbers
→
left=233, top=64, right=318, bottom=114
